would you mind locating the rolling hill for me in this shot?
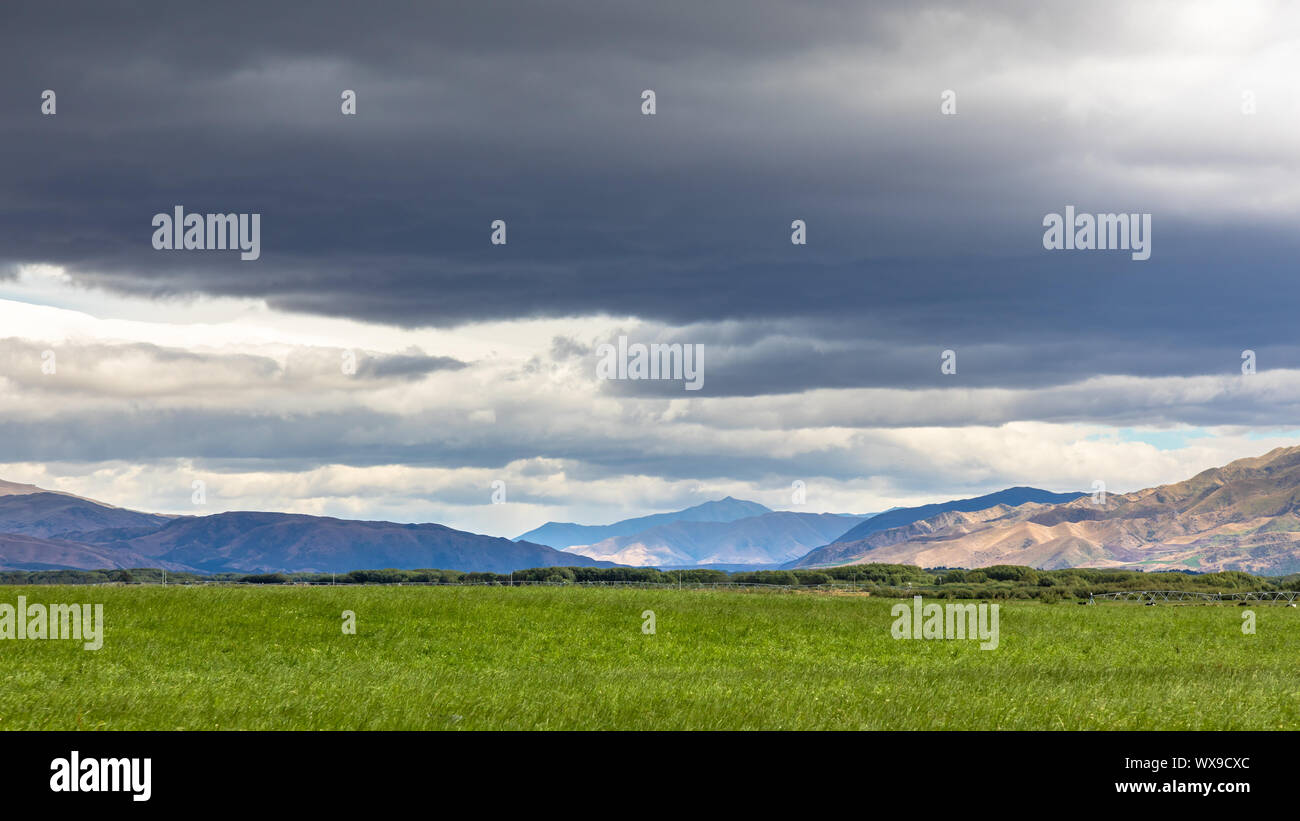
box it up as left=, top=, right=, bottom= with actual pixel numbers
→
left=798, top=446, right=1300, bottom=575
left=99, top=511, right=611, bottom=574
left=0, top=532, right=162, bottom=571
left=0, top=492, right=173, bottom=540
left=0, top=486, right=610, bottom=574
left=824, top=487, right=1086, bottom=546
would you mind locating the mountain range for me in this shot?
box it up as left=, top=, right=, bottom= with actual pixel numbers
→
left=791, top=487, right=1085, bottom=568
left=0, top=489, right=610, bottom=574
left=516, top=497, right=774, bottom=548
left=563, top=511, right=868, bottom=567
left=794, top=446, right=1300, bottom=575
left=6, top=443, right=1300, bottom=575
left=829, top=487, right=1086, bottom=544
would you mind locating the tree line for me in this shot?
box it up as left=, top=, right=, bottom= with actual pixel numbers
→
left=0, top=563, right=1296, bottom=601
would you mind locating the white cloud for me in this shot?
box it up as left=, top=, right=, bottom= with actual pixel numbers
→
left=0, top=265, right=1297, bottom=536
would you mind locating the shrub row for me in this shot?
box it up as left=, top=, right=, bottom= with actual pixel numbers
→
left=0, top=564, right=1294, bottom=601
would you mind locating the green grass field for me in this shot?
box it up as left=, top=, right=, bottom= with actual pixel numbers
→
left=0, top=585, right=1296, bottom=730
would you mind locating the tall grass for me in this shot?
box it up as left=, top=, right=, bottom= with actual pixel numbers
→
left=0, top=585, right=1293, bottom=730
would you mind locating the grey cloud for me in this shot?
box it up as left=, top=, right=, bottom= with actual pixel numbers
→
left=1, top=0, right=1296, bottom=402
left=1, top=369, right=1299, bottom=485
left=0, top=338, right=466, bottom=395
left=2, top=0, right=1299, bottom=520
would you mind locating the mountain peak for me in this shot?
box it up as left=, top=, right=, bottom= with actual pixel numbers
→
left=517, top=497, right=772, bottom=549
left=688, top=496, right=767, bottom=511
left=821, top=486, right=1086, bottom=549
left=796, top=444, right=1300, bottom=574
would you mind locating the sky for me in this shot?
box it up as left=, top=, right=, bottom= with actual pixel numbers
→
left=2, top=0, right=1299, bottom=537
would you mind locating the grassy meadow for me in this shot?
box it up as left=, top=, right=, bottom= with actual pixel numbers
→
left=0, top=584, right=1296, bottom=730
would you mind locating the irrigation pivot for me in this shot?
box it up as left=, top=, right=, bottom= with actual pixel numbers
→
left=1091, top=590, right=1300, bottom=605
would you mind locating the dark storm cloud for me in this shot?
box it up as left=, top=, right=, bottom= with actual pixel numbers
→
left=2, top=0, right=1297, bottom=395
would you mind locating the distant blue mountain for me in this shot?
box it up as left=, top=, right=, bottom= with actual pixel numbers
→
left=827, top=486, right=1086, bottom=545
left=101, top=511, right=615, bottom=574
left=563, top=511, right=870, bottom=566
left=515, top=496, right=773, bottom=548
left=0, top=487, right=608, bottom=574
